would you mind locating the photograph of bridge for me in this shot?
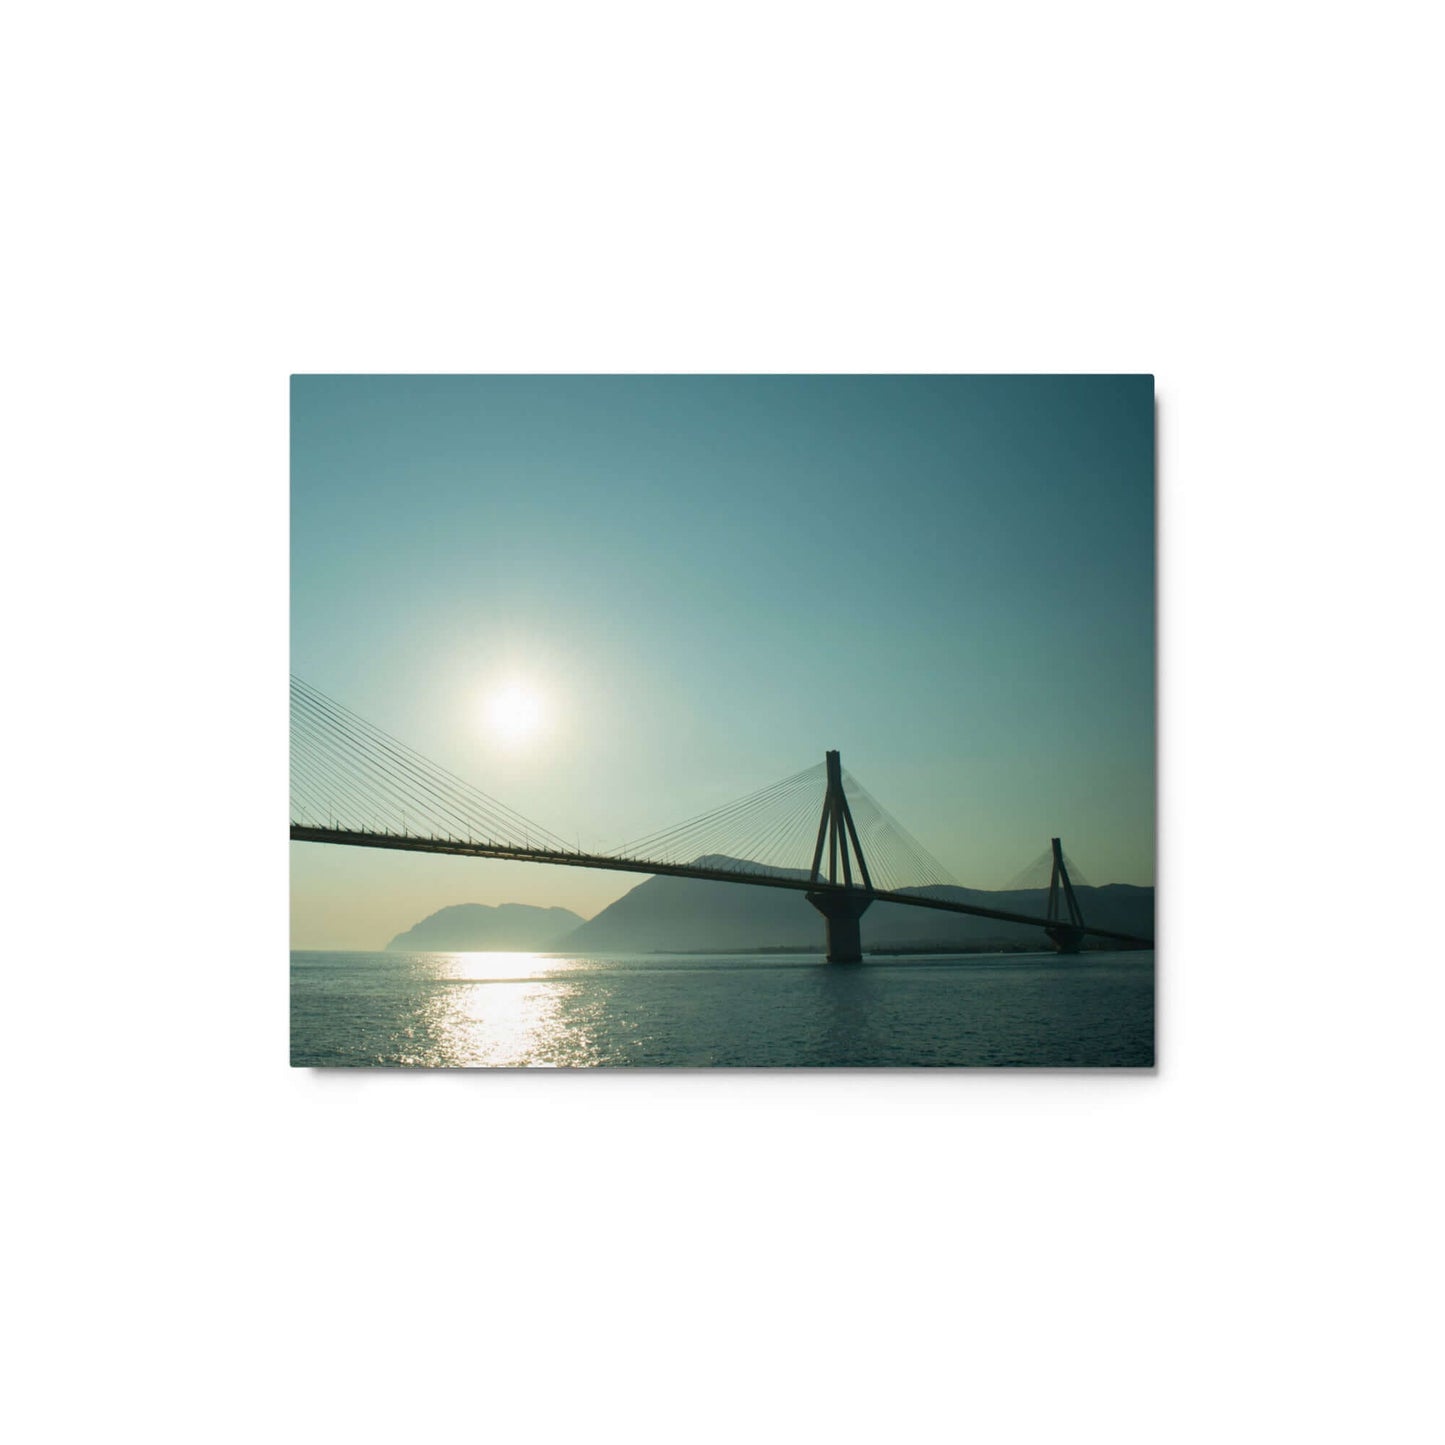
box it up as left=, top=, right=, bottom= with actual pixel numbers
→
left=291, top=374, right=1156, bottom=1067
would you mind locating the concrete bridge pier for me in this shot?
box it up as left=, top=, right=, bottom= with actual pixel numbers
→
left=807, top=891, right=873, bottom=962
left=1045, top=924, right=1085, bottom=954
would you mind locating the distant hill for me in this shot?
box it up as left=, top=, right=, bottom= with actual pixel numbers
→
left=386, top=902, right=584, bottom=952
left=556, top=856, right=1153, bottom=954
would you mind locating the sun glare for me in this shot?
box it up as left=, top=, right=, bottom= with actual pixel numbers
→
left=486, top=683, right=545, bottom=744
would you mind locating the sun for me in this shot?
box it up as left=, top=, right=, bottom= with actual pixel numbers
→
left=486, top=683, right=545, bottom=744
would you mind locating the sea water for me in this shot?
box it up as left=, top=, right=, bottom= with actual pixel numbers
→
left=290, top=950, right=1154, bottom=1068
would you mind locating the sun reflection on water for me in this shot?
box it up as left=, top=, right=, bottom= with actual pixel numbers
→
left=413, top=952, right=594, bottom=1067
left=432, top=951, right=572, bottom=983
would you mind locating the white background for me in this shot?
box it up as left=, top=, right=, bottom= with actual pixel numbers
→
left=5, top=2, right=1440, bottom=1441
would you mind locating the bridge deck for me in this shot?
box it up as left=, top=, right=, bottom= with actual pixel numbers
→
left=290, top=826, right=1154, bottom=947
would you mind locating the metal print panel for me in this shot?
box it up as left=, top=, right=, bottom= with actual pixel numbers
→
left=290, top=374, right=1155, bottom=1067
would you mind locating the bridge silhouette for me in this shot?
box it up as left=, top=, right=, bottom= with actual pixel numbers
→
left=290, top=677, right=1154, bottom=959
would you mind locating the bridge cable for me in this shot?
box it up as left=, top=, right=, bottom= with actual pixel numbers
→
left=292, top=679, right=566, bottom=846
left=292, top=684, right=528, bottom=844
left=291, top=677, right=573, bottom=851
left=615, top=764, right=821, bottom=861
left=615, top=763, right=825, bottom=866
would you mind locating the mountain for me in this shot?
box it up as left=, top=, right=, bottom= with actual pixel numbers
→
left=555, top=856, right=1153, bottom=953
left=386, top=902, right=585, bottom=952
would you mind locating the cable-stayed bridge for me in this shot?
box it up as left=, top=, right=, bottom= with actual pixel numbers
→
left=290, top=677, right=1154, bottom=959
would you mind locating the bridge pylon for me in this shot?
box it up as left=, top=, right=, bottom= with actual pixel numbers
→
left=1044, top=836, right=1086, bottom=953
left=805, top=750, right=873, bottom=962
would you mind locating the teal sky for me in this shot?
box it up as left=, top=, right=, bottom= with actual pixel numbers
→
left=291, top=375, right=1154, bottom=948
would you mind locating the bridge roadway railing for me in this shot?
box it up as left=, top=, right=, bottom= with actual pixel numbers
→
left=290, top=826, right=1154, bottom=948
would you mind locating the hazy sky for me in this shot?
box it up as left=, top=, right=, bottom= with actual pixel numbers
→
left=291, top=375, right=1154, bottom=948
